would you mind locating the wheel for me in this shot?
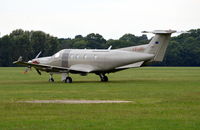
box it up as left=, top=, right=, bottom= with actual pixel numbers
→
left=65, top=77, right=72, bottom=83
left=49, top=78, right=54, bottom=82
left=103, top=76, right=108, bottom=82
left=101, top=76, right=108, bottom=82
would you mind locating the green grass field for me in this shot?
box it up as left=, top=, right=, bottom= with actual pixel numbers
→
left=0, top=67, right=200, bottom=130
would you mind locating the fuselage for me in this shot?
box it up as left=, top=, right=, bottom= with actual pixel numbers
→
left=34, top=49, right=154, bottom=73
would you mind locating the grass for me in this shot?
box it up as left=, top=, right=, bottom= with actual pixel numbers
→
left=0, top=67, right=200, bottom=129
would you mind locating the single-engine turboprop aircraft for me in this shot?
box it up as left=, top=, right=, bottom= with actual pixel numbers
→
left=13, top=30, right=176, bottom=83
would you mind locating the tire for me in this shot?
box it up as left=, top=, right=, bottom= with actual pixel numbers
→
left=101, top=76, right=108, bottom=82
left=49, top=78, right=54, bottom=82
left=65, top=77, right=72, bottom=83
left=104, top=76, right=108, bottom=82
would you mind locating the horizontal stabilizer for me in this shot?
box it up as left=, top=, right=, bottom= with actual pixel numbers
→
left=142, top=30, right=176, bottom=34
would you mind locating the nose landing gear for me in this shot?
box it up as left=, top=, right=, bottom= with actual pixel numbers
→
left=49, top=73, right=54, bottom=82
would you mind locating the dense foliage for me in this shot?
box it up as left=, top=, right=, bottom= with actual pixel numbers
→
left=0, top=29, right=199, bottom=66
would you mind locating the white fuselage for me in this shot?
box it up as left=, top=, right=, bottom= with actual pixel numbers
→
left=37, top=49, right=154, bottom=72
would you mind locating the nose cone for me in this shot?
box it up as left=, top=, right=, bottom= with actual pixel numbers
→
left=28, top=60, right=32, bottom=63
left=35, top=57, right=52, bottom=65
left=29, top=59, right=40, bottom=64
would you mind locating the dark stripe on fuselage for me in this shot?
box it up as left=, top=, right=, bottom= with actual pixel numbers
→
left=62, top=50, right=71, bottom=67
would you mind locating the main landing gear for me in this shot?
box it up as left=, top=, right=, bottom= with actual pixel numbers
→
left=62, top=73, right=72, bottom=83
left=99, top=73, right=108, bottom=82
left=48, top=73, right=73, bottom=83
left=64, top=76, right=72, bottom=83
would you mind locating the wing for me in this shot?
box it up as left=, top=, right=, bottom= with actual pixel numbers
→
left=69, top=64, right=99, bottom=73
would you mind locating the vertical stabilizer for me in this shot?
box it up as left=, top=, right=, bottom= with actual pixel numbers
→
left=142, top=30, right=176, bottom=61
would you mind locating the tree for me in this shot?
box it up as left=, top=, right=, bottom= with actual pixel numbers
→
left=85, top=33, right=106, bottom=49
left=0, top=28, right=200, bottom=67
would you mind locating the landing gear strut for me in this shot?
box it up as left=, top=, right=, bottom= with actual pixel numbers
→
left=99, top=73, right=108, bottom=82
left=63, top=73, right=72, bottom=83
left=49, top=73, right=54, bottom=82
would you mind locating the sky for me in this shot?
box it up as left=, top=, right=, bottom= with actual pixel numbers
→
left=0, top=0, right=200, bottom=39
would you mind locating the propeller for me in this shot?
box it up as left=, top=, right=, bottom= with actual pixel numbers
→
left=23, top=51, right=42, bottom=75
left=36, top=69, right=41, bottom=75
left=24, top=65, right=31, bottom=74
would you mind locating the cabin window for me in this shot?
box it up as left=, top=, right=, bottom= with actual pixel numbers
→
left=76, top=55, right=79, bottom=59
left=84, top=55, right=87, bottom=59
left=94, top=55, right=97, bottom=60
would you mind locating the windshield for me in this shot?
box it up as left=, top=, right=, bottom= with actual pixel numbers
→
left=54, top=52, right=60, bottom=58
left=53, top=50, right=64, bottom=58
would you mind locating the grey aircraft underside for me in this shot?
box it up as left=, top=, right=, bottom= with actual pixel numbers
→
left=13, top=30, right=176, bottom=83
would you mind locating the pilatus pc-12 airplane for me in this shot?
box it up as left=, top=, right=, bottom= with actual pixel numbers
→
left=13, top=30, right=176, bottom=83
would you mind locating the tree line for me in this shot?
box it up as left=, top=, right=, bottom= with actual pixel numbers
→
left=0, top=29, right=200, bottom=67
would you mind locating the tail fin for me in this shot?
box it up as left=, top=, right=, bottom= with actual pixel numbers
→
left=142, top=30, right=176, bottom=61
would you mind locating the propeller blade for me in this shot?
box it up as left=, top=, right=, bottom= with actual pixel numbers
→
left=35, top=68, right=41, bottom=75
left=20, top=52, right=41, bottom=75
left=35, top=51, right=42, bottom=59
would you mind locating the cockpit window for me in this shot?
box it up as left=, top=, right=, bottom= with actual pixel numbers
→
left=53, top=50, right=65, bottom=58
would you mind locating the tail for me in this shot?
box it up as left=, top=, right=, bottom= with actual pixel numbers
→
left=117, top=30, right=176, bottom=62
left=142, top=30, right=176, bottom=61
